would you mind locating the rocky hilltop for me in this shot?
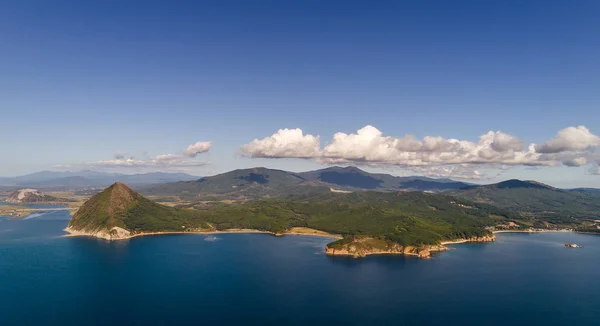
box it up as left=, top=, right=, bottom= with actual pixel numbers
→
left=325, top=235, right=495, bottom=259
left=66, top=182, right=208, bottom=240
left=6, top=189, right=59, bottom=203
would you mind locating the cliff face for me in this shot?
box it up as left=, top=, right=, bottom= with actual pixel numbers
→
left=325, top=235, right=495, bottom=259
left=65, top=226, right=132, bottom=240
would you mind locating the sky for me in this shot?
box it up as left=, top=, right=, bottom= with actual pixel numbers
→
left=1, top=0, right=599, bottom=188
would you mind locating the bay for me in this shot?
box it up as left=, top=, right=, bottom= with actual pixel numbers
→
left=0, top=207, right=598, bottom=325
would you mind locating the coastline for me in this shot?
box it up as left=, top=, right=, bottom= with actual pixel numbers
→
left=492, top=229, right=573, bottom=234
left=63, top=226, right=342, bottom=241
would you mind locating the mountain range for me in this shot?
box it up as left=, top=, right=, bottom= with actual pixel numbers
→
left=142, top=166, right=473, bottom=201
left=0, top=171, right=200, bottom=189
left=139, top=167, right=600, bottom=230
left=65, top=167, right=600, bottom=251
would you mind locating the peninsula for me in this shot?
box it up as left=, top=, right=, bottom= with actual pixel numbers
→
left=0, top=204, right=35, bottom=218
left=66, top=182, right=508, bottom=258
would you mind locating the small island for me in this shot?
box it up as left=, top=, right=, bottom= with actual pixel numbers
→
left=565, top=243, right=583, bottom=248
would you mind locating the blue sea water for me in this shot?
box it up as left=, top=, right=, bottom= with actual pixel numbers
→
left=1, top=206, right=599, bottom=325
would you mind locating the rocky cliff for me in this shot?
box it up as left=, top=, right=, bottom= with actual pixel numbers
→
left=325, top=235, right=495, bottom=259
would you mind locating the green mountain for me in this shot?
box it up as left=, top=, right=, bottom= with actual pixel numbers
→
left=449, top=180, right=600, bottom=226
left=142, top=166, right=470, bottom=200
left=298, top=166, right=471, bottom=190
left=67, top=182, right=208, bottom=238
left=142, top=167, right=329, bottom=201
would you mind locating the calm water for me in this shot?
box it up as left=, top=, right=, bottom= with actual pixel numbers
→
left=1, top=206, right=599, bottom=325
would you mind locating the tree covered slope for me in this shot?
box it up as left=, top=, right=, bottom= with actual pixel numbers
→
left=68, top=182, right=208, bottom=234
left=68, top=183, right=509, bottom=245
left=449, top=180, right=600, bottom=225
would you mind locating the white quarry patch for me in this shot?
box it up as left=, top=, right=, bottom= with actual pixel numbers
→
left=17, top=189, right=42, bottom=200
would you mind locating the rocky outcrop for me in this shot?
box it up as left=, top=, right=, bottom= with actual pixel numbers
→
left=6, top=189, right=56, bottom=204
left=469, top=234, right=495, bottom=242
left=444, top=234, right=496, bottom=244
left=325, top=238, right=447, bottom=259
left=64, top=226, right=132, bottom=240
left=325, top=234, right=495, bottom=259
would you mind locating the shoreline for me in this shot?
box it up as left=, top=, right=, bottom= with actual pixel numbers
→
left=492, top=229, right=573, bottom=234
left=63, top=227, right=342, bottom=241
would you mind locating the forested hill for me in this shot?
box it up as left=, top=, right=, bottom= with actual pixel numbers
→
left=141, top=166, right=470, bottom=200
left=68, top=183, right=510, bottom=245
left=449, top=180, right=600, bottom=225
left=197, top=191, right=512, bottom=245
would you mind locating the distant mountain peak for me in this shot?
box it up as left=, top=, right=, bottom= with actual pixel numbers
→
left=494, top=179, right=554, bottom=190
left=325, top=166, right=366, bottom=173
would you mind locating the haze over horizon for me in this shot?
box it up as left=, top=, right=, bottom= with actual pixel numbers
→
left=2, top=1, right=599, bottom=188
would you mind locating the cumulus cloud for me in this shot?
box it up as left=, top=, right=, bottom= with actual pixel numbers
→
left=241, top=128, right=321, bottom=158
left=535, top=126, right=600, bottom=154
left=183, top=142, right=212, bottom=158
left=320, top=125, right=545, bottom=166
left=242, top=125, right=600, bottom=179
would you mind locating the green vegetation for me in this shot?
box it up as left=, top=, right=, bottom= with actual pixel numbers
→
left=197, top=191, right=507, bottom=245
left=70, top=183, right=510, bottom=245
left=450, top=180, right=600, bottom=229
left=68, top=183, right=209, bottom=233
left=72, top=179, right=600, bottom=247
left=141, top=166, right=470, bottom=201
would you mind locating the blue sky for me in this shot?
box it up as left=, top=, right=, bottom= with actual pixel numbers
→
left=1, top=0, right=599, bottom=187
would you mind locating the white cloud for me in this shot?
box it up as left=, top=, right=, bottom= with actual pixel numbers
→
left=406, top=165, right=485, bottom=180
left=241, top=128, right=321, bottom=158
left=61, top=140, right=212, bottom=172
left=243, top=125, right=600, bottom=179
left=152, top=154, right=183, bottom=164
left=183, top=142, right=212, bottom=158
left=321, top=125, right=546, bottom=166
left=535, top=126, right=600, bottom=154
left=61, top=155, right=208, bottom=170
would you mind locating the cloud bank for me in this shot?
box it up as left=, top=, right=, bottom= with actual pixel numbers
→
left=241, top=125, right=600, bottom=179
left=60, top=140, right=212, bottom=171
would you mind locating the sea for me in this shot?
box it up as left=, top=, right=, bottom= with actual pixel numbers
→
left=1, top=203, right=599, bottom=326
